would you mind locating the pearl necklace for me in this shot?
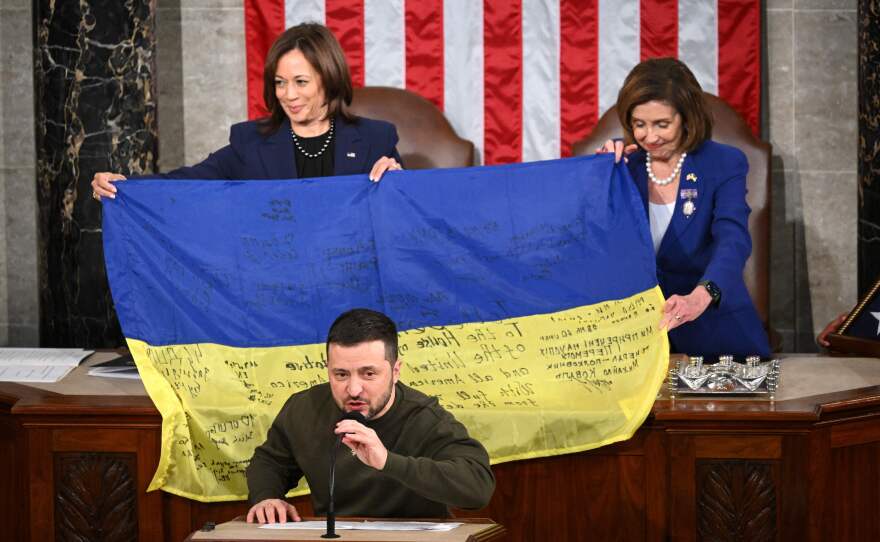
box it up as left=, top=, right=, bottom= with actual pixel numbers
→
left=646, top=152, right=686, bottom=186
left=290, top=119, right=334, bottom=159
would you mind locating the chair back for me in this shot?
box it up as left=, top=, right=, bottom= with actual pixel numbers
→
left=572, top=94, right=771, bottom=325
left=349, top=87, right=475, bottom=169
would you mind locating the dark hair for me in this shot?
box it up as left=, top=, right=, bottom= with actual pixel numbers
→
left=616, top=57, right=712, bottom=153
left=260, top=23, right=355, bottom=134
left=326, top=308, right=399, bottom=364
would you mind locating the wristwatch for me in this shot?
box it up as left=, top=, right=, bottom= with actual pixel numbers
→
left=698, top=280, right=722, bottom=307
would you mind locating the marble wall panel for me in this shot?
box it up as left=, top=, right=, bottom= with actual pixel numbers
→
left=765, top=2, right=858, bottom=346
left=1, top=8, right=9, bottom=346
left=795, top=8, right=859, bottom=336
left=179, top=5, right=246, bottom=166
left=858, top=0, right=880, bottom=293
left=0, top=168, right=8, bottom=346
left=3, top=166, right=38, bottom=346
left=794, top=10, right=858, bottom=173
left=801, top=171, right=858, bottom=331
left=156, top=4, right=185, bottom=172
left=1, top=1, right=38, bottom=346
left=798, top=0, right=856, bottom=9
left=767, top=10, right=795, bottom=166
left=34, top=0, right=157, bottom=347
left=767, top=8, right=799, bottom=350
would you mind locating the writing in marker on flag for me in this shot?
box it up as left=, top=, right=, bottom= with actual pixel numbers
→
left=102, top=155, right=669, bottom=501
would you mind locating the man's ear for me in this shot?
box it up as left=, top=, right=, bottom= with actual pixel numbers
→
left=391, top=358, right=402, bottom=383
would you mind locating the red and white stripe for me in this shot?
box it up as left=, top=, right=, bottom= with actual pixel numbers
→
left=245, top=0, right=760, bottom=165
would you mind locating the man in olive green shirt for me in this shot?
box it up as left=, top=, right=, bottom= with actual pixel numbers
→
left=245, top=308, right=495, bottom=523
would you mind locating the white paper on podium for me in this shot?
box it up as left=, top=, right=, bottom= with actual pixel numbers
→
left=0, top=348, right=93, bottom=383
left=259, top=521, right=463, bottom=532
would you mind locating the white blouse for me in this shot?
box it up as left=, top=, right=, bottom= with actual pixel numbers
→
left=648, top=201, right=675, bottom=253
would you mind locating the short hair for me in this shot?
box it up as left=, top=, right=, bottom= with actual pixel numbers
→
left=615, top=57, right=712, bottom=153
left=326, top=309, right=399, bottom=364
left=260, top=23, right=355, bottom=134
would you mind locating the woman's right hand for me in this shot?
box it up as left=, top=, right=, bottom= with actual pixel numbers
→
left=91, top=172, right=127, bottom=201
left=817, top=311, right=848, bottom=348
left=595, top=139, right=638, bottom=163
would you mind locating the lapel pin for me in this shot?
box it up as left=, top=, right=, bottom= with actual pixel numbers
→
left=682, top=199, right=696, bottom=218
left=680, top=188, right=698, bottom=200
left=346, top=152, right=356, bottom=158
left=686, top=173, right=697, bottom=182
left=680, top=188, right=697, bottom=218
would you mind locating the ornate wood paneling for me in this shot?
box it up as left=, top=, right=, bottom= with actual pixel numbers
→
left=695, top=460, right=777, bottom=542
left=832, top=442, right=880, bottom=541
left=54, top=453, right=138, bottom=542
left=8, top=378, right=880, bottom=540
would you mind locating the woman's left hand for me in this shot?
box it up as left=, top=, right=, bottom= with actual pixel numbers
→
left=659, top=286, right=713, bottom=331
left=369, top=156, right=403, bottom=182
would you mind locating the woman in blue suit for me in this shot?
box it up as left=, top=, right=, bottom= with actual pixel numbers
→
left=91, top=23, right=402, bottom=199
left=600, top=58, right=770, bottom=358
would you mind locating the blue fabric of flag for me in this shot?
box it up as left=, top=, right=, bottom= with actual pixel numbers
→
left=102, top=155, right=656, bottom=346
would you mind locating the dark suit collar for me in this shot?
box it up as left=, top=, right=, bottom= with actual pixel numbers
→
left=656, top=143, right=707, bottom=254
left=259, top=117, right=297, bottom=179
left=259, top=116, right=371, bottom=180
left=333, top=115, right=370, bottom=176
left=632, top=143, right=707, bottom=256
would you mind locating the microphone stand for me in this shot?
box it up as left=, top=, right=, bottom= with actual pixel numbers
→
left=322, top=436, right=342, bottom=539
left=323, top=411, right=365, bottom=539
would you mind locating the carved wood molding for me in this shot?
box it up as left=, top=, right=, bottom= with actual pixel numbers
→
left=54, top=453, right=138, bottom=542
left=696, top=460, right=777, bottom=542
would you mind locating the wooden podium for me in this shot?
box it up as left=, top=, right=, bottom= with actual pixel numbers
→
left=184, top=518, right=505, bottom=541
left=5, top=353, right=880, bottom=541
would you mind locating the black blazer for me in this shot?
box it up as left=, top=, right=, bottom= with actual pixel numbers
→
left=147, top=115, right=401, bottom=180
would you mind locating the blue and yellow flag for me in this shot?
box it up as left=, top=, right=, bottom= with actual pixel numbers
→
left=103, top=155, right=668, bottom=501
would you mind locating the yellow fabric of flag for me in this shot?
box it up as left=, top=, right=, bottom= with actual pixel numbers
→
left=132, top=287, right=668, bottom=502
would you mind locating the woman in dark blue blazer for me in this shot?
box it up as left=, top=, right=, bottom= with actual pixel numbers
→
left=600, top=58, right=770, bottom=358
left=91, top=23, right=402, bottom=199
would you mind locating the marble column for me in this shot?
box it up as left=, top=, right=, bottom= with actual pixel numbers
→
left=34, top=1, right=157, bottom=347
left=860, top=0, right=880, bottom=295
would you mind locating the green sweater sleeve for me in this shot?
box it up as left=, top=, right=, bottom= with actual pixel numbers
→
left=245, top=399, right=302, bottom=505
left=380, top=415, right=495, bottom=510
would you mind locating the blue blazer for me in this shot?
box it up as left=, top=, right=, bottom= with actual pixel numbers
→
left=628, top=140, right=770, bottom=358
left=146, top=115, right=401, bottom=180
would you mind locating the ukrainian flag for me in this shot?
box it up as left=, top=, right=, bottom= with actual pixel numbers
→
left=103, top=155, right=668, bottom=501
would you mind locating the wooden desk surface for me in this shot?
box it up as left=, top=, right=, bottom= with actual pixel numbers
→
left=186, top=518, right=506, bottom=542
left=6, top=353, right=880, bottom=421
left=5, top=354, right=880, bottom=541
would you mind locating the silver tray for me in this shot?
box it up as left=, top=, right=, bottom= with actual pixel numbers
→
left=667, top=356, right=780, bottom=397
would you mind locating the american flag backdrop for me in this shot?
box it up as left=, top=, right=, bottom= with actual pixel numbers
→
left=244, top=0, right=761, bottom=165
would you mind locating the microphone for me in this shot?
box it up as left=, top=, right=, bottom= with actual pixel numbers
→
left=323, top=410, right=366, bottom=539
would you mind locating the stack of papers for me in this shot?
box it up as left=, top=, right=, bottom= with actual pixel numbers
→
left=260, top=521, right=463, bottom=531
left=87, top=354, right=140, bottom=380
left=0, top=348, right=93, bottom=383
